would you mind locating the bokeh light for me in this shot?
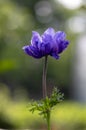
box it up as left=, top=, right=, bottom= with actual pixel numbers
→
left=35, top=1, right=53, bottom=23
left=55, top=0, right=82, bottom=9
left=67, top=16, right=86, bottom=33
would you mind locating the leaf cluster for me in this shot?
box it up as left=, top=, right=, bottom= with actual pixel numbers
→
left=30, top=87, right=64, bottom=118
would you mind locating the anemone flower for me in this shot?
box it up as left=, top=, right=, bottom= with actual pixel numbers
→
left=23, top=28, right=69, bottom=59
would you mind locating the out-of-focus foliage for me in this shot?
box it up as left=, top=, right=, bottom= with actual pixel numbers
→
left=0, top=0, right=38, bottom=97
left=0, top=85, right=86, bottom=129
left=0, top=0, right=73, bottom=98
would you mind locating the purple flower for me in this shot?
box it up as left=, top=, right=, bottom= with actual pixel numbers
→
left=22, top=28, right=69, bottom=59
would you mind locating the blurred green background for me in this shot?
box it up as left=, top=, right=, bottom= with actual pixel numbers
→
left=0, top=0, right=86, bottom=129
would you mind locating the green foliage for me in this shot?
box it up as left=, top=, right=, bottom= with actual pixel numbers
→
left=0, top=86, right=86, bottom=129
left=30, top=88, right=64, bottom=119
left=0, top=59, right=17, bottom=73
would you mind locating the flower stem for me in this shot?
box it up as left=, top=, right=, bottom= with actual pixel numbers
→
left=42, top=55, right=48, bottom=98
left=42, top=56, right=51, bottom=130
left=47, top=110, right=51, bottom=130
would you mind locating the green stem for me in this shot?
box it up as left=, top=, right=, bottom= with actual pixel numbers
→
left=42, top=55, right=48, bottom=98
left=42, top=56, right=51, bottom=130
left=47, top=110, right=51, bottom=130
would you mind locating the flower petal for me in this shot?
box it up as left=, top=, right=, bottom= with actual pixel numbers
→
left=45, top=43, right=51, bottom=54
left=40, top=43, right=46, bottom=56
left=39, top=42, right=51, bottom=56
left=42, top=28, right=55, bottom=50
left=54, top=31, right=66, bottom=43
left=31, top=31, right=42, bottom=50
left=30, top=45, right=38, bottom=53
left=43, top=27, right=55, bottom=37
left=50, top=52, right=59, bottom=59
left=58, top=40, right=69, bottom=54
left=22, top=45, right=33, bottom=56
left=54, top=31, right=69, bottom=53
left=23, top=45, right=42, bottom=58
left=42, top=34, right=53, bottom=50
